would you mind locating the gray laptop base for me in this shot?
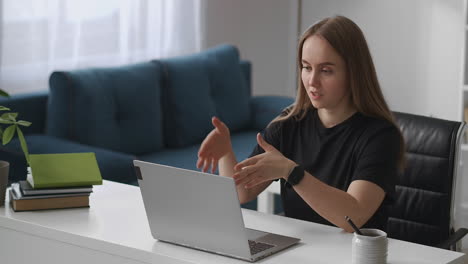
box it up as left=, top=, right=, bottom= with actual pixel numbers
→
left=134, top=160, right=300, bottom=262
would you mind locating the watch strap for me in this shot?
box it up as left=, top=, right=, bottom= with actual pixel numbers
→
left=287, top=165, right=304, bottom=186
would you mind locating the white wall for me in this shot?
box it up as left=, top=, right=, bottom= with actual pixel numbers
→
left=300, top=0, right=464, bottom=120
left=201, top=0, right=298, bottom=97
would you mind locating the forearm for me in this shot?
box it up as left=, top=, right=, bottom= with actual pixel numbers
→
left=291, top=172, right=380, bottom=232
left=218, top=150, right=237, bottom=177
left=219, top=151, right=270, bottom=204
left=219, top=151, right=251, bottom=203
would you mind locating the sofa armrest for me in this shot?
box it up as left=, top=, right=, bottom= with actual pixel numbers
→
left=250, top=96, right=294, bottom=130
left=1, top=134, right=137, bottom=184
left=0, top=91, right=48, bottom=135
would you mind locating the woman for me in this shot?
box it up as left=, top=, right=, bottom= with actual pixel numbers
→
left=196, top=15, right=404, bottom=232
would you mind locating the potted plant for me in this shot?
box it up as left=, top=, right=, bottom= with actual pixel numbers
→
left=0, top=89, right=31, bottom=204
left=0, top=89, right=31, bottom=164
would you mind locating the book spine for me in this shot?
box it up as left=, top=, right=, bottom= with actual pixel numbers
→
left=12, top=195, right=89, bottom=211
left=33, top=180, right=102, bottom=189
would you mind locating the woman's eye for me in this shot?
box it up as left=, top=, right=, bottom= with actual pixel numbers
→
left=302, top=65, right=312, bottom=71
left=321, top=68, right=332, bottom=74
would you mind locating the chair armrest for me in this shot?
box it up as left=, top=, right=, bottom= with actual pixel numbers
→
left=250, top=95, right=294, bottom=130
left=437, top=228, right=468, bottom=250
left=0, top=91, right=49, bottom=134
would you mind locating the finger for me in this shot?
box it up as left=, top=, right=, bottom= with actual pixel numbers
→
left=235, top=173, right=253, bottom=187
left=234, top=156, right=260, bottom=171
left=197, top=156, right=209, bottom=169
left=202, top=158, right=210, bottom=173
left=198, top=135, right=213, bottom=157
left=257, top=133, right=275, bottom=152
left=211, top=116, right=220, bottom=127
left=243, top=177, right=267, bottom=189
left=234, top=166, right=259, bottom=186
left=211, top=158, right=217, bottom=174
left=196, top=157, right=203, bottom=169
left=198, top=143, right=208, bottom=157
left=244, top=178, right=265, bottom=189
left=198, top=148, right=213, bottom=158
left=212, top=116, right=229, bottom=134
left=233, top=165, right=257, bottom=181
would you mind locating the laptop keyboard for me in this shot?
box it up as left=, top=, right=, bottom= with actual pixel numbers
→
left=248, top=240, right=275, bottom=255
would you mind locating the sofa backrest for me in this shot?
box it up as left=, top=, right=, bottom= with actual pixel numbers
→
left=239, top=60, right=251, bottom=97
left=47, top=45, right=252, bottom=153
left=158, top=44, right=251, bottom=148
left=47, top=61, right=165, bottom=155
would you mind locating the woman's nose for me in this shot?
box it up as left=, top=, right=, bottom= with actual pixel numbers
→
left=308, top=71, right=319, bottom=87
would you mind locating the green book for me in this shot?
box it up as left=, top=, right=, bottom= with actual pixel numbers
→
left=27, top=153, right=103, bottom=189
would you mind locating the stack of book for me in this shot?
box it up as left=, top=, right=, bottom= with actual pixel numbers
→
left=9, top=181, right=92, bottom=211
left=9, top=152, right=103, bottom=212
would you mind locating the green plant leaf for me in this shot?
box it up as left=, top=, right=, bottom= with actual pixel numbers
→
left=17, top=120, right=32, bottom=127
left=2, top=124, right=16, bottom=145
left=0, top=89, right=9, bottom=97
left=0, top=118, right=13, bottom=124
left=16, top=126, right=30, bottom=164
left=0, top=112, right=17, bottom=121
left=0, top=106, right=10, bottom=111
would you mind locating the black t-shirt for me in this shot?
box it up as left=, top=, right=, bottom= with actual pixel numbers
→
left=249, top=108, right=400, bottom=231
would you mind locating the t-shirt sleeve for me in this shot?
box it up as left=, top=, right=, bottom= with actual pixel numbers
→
left=248, top=121, right=282, bottom=158
left=352, top=126, right=401, bottom=195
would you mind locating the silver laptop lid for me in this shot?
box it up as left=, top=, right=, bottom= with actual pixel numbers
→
left=134, top=160, right=252, bottom=259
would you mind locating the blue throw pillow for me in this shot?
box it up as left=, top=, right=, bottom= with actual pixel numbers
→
left=202, top=45, right=251, bottom=132
left=159, top=54, right=218, bottom=148
left=158, top=45, right=251, bottom=148
left=47, top=61, right=164, bottom=155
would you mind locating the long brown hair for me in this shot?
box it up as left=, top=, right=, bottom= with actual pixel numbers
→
left=273, top=15, right=405, bottom=169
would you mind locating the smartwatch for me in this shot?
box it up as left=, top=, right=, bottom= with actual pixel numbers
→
left=287, top=165, right=305, bottom=186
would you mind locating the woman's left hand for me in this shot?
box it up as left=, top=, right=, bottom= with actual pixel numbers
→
left=233, top=133, right=296, bottom=188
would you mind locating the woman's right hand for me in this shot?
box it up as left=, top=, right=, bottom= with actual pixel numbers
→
left=197, top=116, right=232, bottom=173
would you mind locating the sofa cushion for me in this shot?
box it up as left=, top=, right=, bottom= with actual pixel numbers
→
left=139, top=144, right=201, bottom=171
left=3, top=135, right=137, bottom=184
left=230, top=130, right=261, bottom=162
left=158, top=54, right=218, bottom=148
left=202, top=45, right=251, bottom=132
left=157, top=45, right=250, bottom=148
left=47, top=62, right=164, bottom=155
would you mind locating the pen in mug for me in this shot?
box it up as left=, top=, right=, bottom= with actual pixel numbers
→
left=345, top=216, right=363, bottom=235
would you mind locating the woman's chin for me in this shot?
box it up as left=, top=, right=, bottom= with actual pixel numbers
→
left=310, top=100, right=324, bottom=109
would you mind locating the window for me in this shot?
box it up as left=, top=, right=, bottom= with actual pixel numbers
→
left=0, top=0, right=201, bottom=94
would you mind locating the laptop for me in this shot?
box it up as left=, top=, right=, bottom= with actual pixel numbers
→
left=133, top=160, right=300, bottom=262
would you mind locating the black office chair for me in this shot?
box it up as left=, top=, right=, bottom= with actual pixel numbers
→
left=388, top=112, right=468, bottom=250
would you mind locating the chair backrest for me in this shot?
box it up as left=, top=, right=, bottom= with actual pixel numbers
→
left=388, top=112, right=465, bottom=246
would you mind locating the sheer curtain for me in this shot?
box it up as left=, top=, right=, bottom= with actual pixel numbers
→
left=0, top=0, right=202, bottom=94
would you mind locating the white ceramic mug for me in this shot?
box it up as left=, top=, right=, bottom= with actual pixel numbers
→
left=352, top=228, right=388, bottom=264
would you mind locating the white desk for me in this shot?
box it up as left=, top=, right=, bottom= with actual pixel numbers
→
left=0, top=180, right=466, bottom=264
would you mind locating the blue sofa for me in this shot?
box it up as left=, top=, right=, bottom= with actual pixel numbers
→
left=0, top=44, right=293, bottom=209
